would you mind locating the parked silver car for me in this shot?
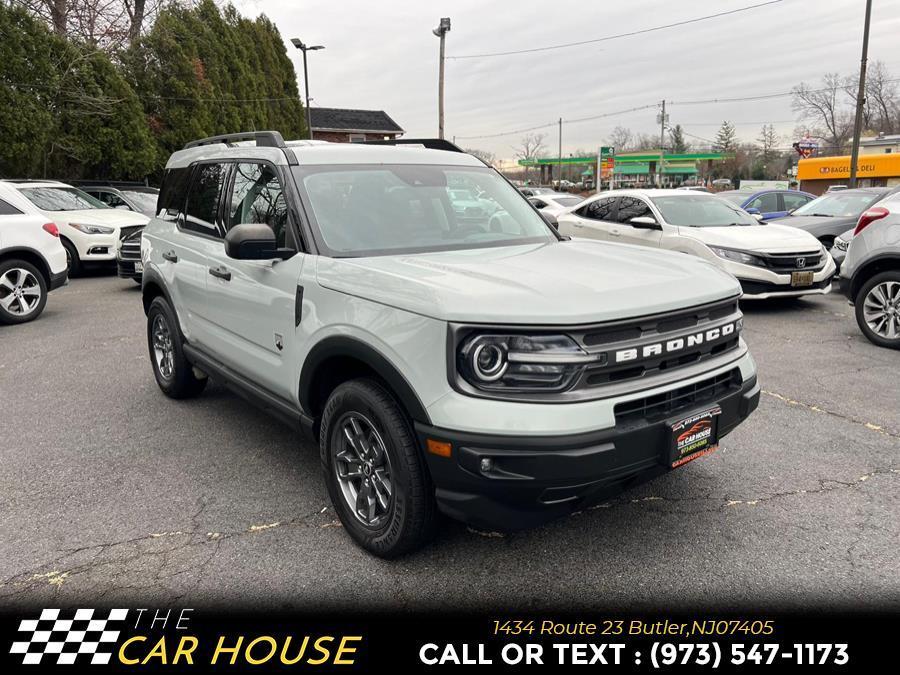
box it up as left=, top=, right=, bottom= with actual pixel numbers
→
left=840, top=195, right=900, bottom=349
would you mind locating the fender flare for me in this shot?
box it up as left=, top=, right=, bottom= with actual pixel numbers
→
left=0, top=246, right=52, bottom=283
left=850, top=253, right=900, bottom=298
left=299, top=335, right=432, bottom=424
left=140, top=265, right=175, bottom=316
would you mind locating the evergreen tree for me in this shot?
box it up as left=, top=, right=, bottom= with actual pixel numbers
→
left=668, top=124, right=688, bottom=154
left=714, top=121, right=738, bottom=153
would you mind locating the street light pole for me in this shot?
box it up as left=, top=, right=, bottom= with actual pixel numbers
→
left=848, top=0, right=873, bottom=189
left=658, top=99, right=667, bottom=188
left=558, top=118, right=563, bottom=189
left=290, top=39, right=325, bottom=140
left=433, top=17, right=451, bottom=139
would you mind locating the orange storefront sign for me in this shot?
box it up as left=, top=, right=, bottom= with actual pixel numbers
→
left=797, top=154, right=900, bottom=180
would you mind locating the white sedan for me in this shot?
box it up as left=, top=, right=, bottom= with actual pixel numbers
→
left=557, top=189, right=836, bottom=299
left=527, top=194, right=584, bottom=218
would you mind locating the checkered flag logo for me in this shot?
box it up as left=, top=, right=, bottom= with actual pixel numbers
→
left=10, top=609, right=128, bottom=665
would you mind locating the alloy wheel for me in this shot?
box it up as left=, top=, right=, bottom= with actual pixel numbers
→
left=863, top=280, right=900, bottom=340
left=333, top=412, right=394, bottom=528
left=151, top=314, right=175, bottom=379
left=0, top=268, right=42, bottom=317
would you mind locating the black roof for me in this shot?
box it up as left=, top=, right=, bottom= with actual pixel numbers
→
left=309, top=108, right=404, bottom=134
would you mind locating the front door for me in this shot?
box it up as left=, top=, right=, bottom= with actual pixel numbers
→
left=562, top=196, right=618, bottom=240
left=203, top=162, right=305, bottom=400
left=609, top=196, right=663, bottom=248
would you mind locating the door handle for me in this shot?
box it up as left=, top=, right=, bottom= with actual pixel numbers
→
left=208, top=266, right=231, bottom=281
left=162, top=250, right=178, bottom=263
left=610, top=228, right=622, bottom=236
left=573, top=221, right=584, bottom=228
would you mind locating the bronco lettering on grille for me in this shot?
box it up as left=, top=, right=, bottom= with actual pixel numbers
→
left=613, top=319, right=741, bottom=364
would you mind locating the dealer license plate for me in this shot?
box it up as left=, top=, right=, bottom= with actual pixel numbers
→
left=791, top=271, right=814, bottom=287
left=669, top=406, right=721, bottom=469
left=134, top=261, right=143, bottom=273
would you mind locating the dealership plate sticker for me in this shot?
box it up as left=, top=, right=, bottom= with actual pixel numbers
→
left=791, top=270, right=814, bottom=287
left=134, top=261, right=143, bottom=273
left=670, top=406, right=721, bottom=468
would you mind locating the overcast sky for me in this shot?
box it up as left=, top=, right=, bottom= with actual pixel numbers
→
left=235, top=0, right=900, bottom=158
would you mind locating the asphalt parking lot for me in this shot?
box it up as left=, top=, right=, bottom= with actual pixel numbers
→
left=1, top=273, right=898, bottom=611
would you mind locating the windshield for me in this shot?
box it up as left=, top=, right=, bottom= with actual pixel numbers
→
left=295, top=164, right=557, bottom=256
left=22, top=187, right=107, bottom=211
left=650, top=195, right=757, bottom=227
left=792, top=191, right=881, bottom=217
left=121, top=190, right=159, bottom=214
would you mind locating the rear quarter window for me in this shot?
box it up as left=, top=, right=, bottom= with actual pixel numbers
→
left=158, top=167, right=192, bottom=217
left=0, top=198, right=23, bottom=215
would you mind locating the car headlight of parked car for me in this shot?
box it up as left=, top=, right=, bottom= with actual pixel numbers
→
left=69, top=222, right=115, bottom=235
left=708, top=246, right=767, bottom=267
left=456, top=333, right=597, bottom=393
left=833, top=237, right=849, bottom=252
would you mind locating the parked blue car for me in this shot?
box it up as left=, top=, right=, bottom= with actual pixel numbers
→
left=717, top=189, right=815, bottom=221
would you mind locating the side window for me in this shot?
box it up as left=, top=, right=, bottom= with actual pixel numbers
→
left=748, top=193, right=779, bottom=213
left=530, top=199, right=547, bottom=209
left=184, top=163, right=228, bottom=237
left=782, top=192, right=811, bottom=211
left=616, top=197, right=653, bottom=223
left=579, top=197, right=616, bottom=220
left=228, top=163, right=288, bottom=247
left=159, top=167, right=192, bottom=218
left=99, top=191, right=129, bottom=209
left=0, top=198, right=23, bottom=215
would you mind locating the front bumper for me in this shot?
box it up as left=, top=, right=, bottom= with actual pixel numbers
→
left=739, top=277, right=833, bottom=299
left=117, top=257, right=143, bottom=279
left=416, top=373, right=760, bottom=531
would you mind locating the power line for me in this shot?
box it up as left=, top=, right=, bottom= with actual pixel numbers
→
left=447, top=0, right=784, bottom=60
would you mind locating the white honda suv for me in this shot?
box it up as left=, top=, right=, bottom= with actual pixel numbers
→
left=141, top=133, right=760, bottom=557
left=0, top=189, right=68, bottom=324
left=557, top=189, right=836, bottom=299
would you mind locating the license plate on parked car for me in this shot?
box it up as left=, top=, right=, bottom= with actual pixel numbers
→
left=791, top=271, right=814, bottom=286
left=669, top=406, right=721, bottom=469
left=134, top=261, right=143, bottom=273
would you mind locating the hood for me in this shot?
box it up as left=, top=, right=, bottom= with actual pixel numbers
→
left=766, top=214, right=858, bottom=232
left=48, top=209, right=149, bottom=229
left=677, top=223, right=822, bottom=253
left=316, top=240, right=740, bottom=324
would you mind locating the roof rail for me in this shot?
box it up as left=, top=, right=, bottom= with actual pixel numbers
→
left=0, top=178, right=66, bottom=184
left=183, top=131, right=287, bottom=150
left=361, top=138, right=465, bottom=154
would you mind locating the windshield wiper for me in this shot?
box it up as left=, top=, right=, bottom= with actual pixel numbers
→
left=807, top=213, right=834, bottom=217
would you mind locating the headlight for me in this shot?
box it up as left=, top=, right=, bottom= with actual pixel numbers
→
left=457, top=333, right=597, bottom=392
left=69, top=222, right=114, bottom=235
left=709, top=246, right=766, bottom=267
left=833, top=238, right=849, bottom=252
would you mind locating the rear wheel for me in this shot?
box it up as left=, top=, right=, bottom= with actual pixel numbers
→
left=854, top=271, right=900, bottom=349
left=0, top=260, right=47, bottom=324
left=146, top=296, right=207, bottom=397
left=320, top=378, right=436, bottom=558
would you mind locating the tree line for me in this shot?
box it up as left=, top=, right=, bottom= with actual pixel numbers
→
left=0, top=0, right=305, bottom=181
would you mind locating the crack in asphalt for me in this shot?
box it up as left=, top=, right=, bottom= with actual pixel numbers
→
left=0, top=503, right=338, bottom=598
left=761, top=389, right=900, bottom=439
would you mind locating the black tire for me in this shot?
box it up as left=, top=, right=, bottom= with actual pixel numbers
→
left=0, top=259, right=48, bottom=325
left=854, top=271, right=900, bottom=350
left=61, top=238, right=81, bottom=277
left=146, top=296, right=207, bottom=398
left=320, top=378, right=436, bottom=558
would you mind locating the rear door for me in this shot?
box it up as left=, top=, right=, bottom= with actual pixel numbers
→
left=609, top=196, right=663, bottom=248
left=561, top=196, right=618, bottom=240
left=202, top=161, right=305, bottom=399
left=746, top=191, right=782, bottom=220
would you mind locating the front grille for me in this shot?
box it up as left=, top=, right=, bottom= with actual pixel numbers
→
left=119, top=225, right=143, bottom=240
left=614, top=368, right=742, bottom=425
left=573, top=297, right=742, bottom=388
left=119, top=241, right=141, bottom=260
left=759, top=251, right=824, bottom=272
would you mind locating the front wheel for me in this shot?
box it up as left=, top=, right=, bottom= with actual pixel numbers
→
left=320, top=379, right=436, bottom=558
left=61, top=239, right=81, bottom=276
left=855, top=271, right=900, bottom=349
left=146, top=296, right=207, bottom=397
left=0, top=260, right=47, bottom=325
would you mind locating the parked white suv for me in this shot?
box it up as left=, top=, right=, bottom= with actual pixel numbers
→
left=0, top=180, right=149, bottom=275
left=141, top=133, right=760, bottom=557
left=557, top=189, right=836, bottom=299
left=0, top=191, right=68, bottom=324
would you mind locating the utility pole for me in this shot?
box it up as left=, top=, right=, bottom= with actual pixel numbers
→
left=558, top=118, right=563, bottom=189
left=433, top=18, right=451, bottom=139
left=658, top=99, right=667, bottom=188
left=848, top=0, right=873, bottom=189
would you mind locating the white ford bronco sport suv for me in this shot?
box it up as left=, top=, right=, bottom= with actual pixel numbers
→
left=141, top=132, right=760, bottom=557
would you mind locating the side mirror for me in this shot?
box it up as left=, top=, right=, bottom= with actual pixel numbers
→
left=745, top=207, right=761, bottom=215
left=224, top=222, right=278, bottom=260
left=629, top=216, right=660, bottom=229
left=542, top=212, right=558, bottom=229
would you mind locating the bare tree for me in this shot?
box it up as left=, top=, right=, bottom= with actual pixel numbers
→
left=860, top=61, right=899, bottom=135
left=12, top=0, right=165, bottom=49
left=792, top=73, right=853, bottom=152
left=606, top=125, right=633, bottom=152
left=757, top=124, right=780, bottom=163
left=513, top=133, right=546, bottom=182
left=464, top=148, right=497, bottom=167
